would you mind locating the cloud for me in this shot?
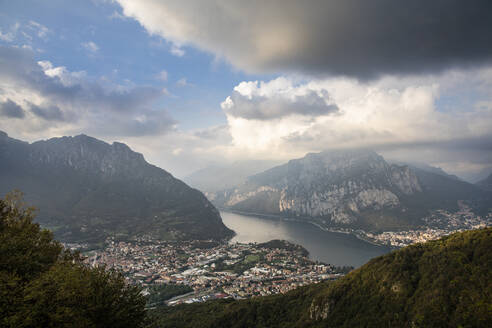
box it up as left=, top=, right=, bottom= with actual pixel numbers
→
left=170, top=44, right=185, bottom=57
left=217, top=70, right=492, bottom=176
left=161, top=87, right=171, bottom=96
left=0, top=99, right=25, bottom=118
left=221, top=78, right=338, bottom=120
left=0, top=45, right=175, bottom=138
left=115, top=0, right=492, bottom=79
left=27, top=21, right=50, bottom=39
left=81, top=41, right=99, bottom=54
left=121, top=125, right=235, bottom=177
left=29, top=103, right=66, bottom=121
left=0, top=23, right=20, bottom=42
left=0, top=21, right=50, bottom=43
left=109, top=10, right=130, bottom=20
left=85, top=109, right=177, bottom=137
left=156, top=70, right=168, bottom=81
left=176, top=77, right=188, bottom=87
left=193, top=125, right=232, bottom=141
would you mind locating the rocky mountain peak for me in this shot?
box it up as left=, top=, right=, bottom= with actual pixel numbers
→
left=26, top=134, right=148, bottom=178
left=0, top=132, right=234, bottom=242
left=212, top=149, right=424, bottom=227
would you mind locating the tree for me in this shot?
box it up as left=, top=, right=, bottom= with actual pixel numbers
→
left=0, top=192, right=147, bottom=327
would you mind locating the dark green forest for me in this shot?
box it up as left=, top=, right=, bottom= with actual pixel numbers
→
left=146, top=284, right=193, bottom=307
left=0, top=193, right=147, bottom=327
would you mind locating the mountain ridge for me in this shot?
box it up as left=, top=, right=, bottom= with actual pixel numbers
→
left=0, top=131, right=234, bottom=244
left=209, top=149, right=490, bottom=231
left=477, top=173, right=492, bottom=191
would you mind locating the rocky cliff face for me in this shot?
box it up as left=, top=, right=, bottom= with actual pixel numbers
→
left=212, top=149, right=490, bottom=231
left=0, top=132, right=234, bottom=243
left=212, top=150, right=425, bottom=228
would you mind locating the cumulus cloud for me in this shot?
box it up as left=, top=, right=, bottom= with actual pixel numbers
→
left=221, top=78, right=338, bottom=120
left=218, top=72, right=492, bottom=175
left=0, top=99, right=25, bottom=118
left=115, top=0, right=492, bottom=78
left=0, top=45, right=175, bottom=138
left=120, top=69, right=492, bottom=178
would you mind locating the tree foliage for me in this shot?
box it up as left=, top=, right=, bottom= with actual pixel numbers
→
left=0, top=192, right=147, bottom=327
left=146, top=284, right=193, bottom=306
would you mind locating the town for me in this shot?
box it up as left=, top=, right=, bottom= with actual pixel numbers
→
left=82, top=239, right=350, bottom=305
left=362, top=203, right=492, bottom=247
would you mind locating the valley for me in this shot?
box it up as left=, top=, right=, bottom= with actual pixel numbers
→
left=2, top=2, right=492, bottom=326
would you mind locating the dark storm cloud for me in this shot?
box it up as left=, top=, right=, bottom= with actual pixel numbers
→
left=117, top=0, right=492, bottom=78
left=273, top=0, right=492, bottom=78
left=0, top=99, right=25, bottom=118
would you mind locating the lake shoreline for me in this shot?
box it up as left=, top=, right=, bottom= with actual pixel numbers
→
left=220, top=210, right=391, bottom=267
left=219, top=208, right=391, bottom=248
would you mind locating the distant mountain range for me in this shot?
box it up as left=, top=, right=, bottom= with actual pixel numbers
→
left=183, top=160, right=282, bottom=193
left=149, top=228, right=492, bottom=327
left=0, top=131, right=233, bottom=244
left=208, top=150, right=490, bottom=231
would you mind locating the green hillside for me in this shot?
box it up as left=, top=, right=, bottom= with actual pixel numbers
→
left=148, top=228, right=492, bottom=327
left=0, top=193, right=146, bottom=327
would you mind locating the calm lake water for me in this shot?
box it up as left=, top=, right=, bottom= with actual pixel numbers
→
left=221, top=211, right=392, bottom=268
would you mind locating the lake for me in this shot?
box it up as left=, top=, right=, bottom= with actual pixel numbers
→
left=221, top=211, right=392, bottom=268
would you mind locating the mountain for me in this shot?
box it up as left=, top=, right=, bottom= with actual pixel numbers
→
left=183, top=160, right=281, bottom=193
left=210, top=149, right=489, bottom=231
left=477, top=173, right=492, bottom=191
left=459, top=167, right=492, bottom=184
left=147, top=228, right=492, bottom=327
left=0, top=131, right=233, bottom=244
left=394, top=161, right=461, bottom=181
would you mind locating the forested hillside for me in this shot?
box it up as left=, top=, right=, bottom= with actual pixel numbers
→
left=0, top=193, right=147, bottom=327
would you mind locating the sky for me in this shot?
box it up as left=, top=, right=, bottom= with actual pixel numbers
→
left=0, top=0, right=491, bottom=181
